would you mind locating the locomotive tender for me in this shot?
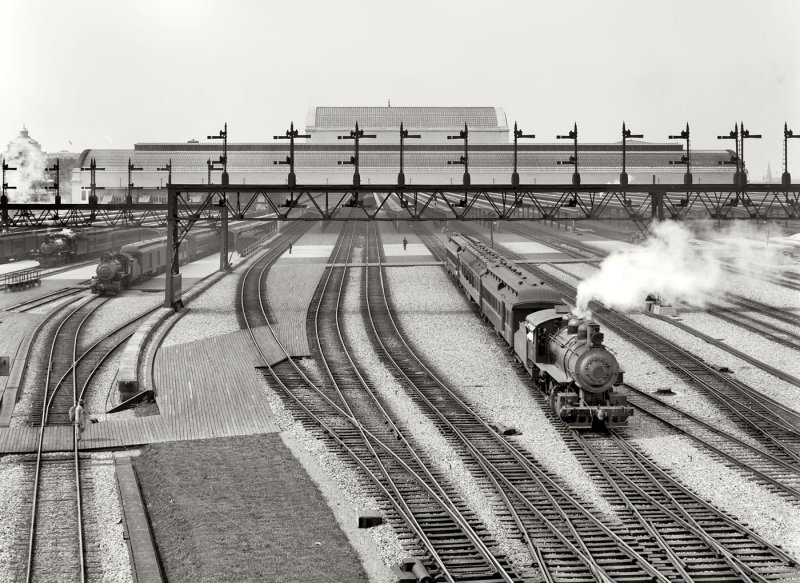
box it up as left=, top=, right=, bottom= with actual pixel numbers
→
left=91, top=221, right=275, bottom=295
left=446, top=234, right=632, bottom=429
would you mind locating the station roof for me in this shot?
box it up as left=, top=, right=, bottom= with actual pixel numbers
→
left=306, top=106, right=508, bottom=130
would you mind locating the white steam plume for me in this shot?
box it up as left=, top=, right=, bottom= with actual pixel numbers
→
left=575, top=221, right=722, bottom=316
left=4, top=138, right=48, bottom=202
left=574, top=220, right=786, bottom=317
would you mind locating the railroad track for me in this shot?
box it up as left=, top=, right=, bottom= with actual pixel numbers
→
left=17, top=291, right=164, bottom=582
left=463, top=226, right=800, bottom=457
left=239, top=223, right=522, bottom=582
left=621, top=383, right=800, bottom=501
left=387, top=227, right=800, bottom=581
left=706, top=301, right=800, bottom=346
left=22, top=295, right=98, bottom=582
left=577, top=432, right=797, bottom=581
left=724, top=295, right=800, bottom=328
left=3, top=286, right=89, bottom=313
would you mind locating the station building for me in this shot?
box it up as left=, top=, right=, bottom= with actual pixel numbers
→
left=69, top=106, right=737, bottom=203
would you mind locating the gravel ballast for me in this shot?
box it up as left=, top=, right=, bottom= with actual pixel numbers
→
left=629, top=313, right=800, bottom=413
left=85, top=454, right=133, bottom=583
left=384, top=266, right=615, bottom=516
left=161, top=272, right=240, bottom=348
left=665, top=310, right=800, bottom=378
left=0, top=457, right=27, bottom=583
left=632, top=415, right=800, bottom=561
left=340, top=268, right=533, bottom=574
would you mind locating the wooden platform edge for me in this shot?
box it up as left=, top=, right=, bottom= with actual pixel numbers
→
left=115, top=455, right=165, bottom=583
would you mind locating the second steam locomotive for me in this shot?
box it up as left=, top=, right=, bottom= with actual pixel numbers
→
left=91, top=221, right=275, bottom=294
left=446, top=234, right=632, bottom=429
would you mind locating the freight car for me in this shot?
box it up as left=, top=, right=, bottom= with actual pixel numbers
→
left=447, top=234, right=632, bottom=429
left=91, top=221, right=275, bottom=295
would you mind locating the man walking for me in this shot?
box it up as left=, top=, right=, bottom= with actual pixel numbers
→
left=402, top=237, right=408, bottom=251
left=71, top=399, right=86, bottom=441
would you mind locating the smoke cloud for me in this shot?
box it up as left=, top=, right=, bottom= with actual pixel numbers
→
left=3, top=136, right=48, bottom=202
left=574, top=220, right=783, bottom=316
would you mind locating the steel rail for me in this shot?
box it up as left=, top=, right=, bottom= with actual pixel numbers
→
left=5, top=287, right=88, bottom=313
left=25, top=295, right=100, bottom=583
left=319, top=223, right=514, bottom=582
left=239, top=224, right=516, bottom=582
left=428, top=228, right=800, bottom=578
left=239, top=226, right=466, bottom=582
left=624, top=383, right=800, bottom=500
left=706, top=302, right=800, bottom=346
left=366, top=228, right=679, bottom=583
left=578, top=434, right=793, bottom=581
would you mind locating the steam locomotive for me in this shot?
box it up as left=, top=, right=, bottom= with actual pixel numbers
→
left=446, top=234, right=632, bottom=429
left=36, top=227, right=159, bottom=266
left=91, top=221, right=275, bottom=295
left=0, top=227, right=155, bottom=266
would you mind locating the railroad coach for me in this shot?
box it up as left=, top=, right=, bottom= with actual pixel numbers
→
left=480, top=264, right=563, bottom=345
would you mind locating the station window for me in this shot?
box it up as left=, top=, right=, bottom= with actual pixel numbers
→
left=81, top=191, right=87, bottom=201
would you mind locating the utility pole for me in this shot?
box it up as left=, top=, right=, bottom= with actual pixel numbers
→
left=557, top=123, right=580, bottom=185
left=207, top=123, right=229, bottom=185
left=739, top=122, right=761, bottom=188
left=398, top=121, right=420, bottom=187
left=274, top=121, right=310, bottom=188
left=1, top=159, right=16, bottom=225
left=783, top=122, right=800, bottom=186
left=669, top=123, right=692, bottom=185
left=717, top=123, right=741, bottom=186
left=338, top=122, right=376, bottom=188
left=126, top=158, right=143, bottom=205
left=620, top=122, right=643, bottom=186
left=447, top=124, right=470, bottom=186
left=157, top=160, right=173, bottom=189
left=45, top=159, right=60, bottom=206
left=512, top=122, right=535, bottom=186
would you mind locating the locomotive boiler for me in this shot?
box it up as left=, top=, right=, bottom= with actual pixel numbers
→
left=37, top=231, right=80, bottom=265
left=517, top=308, right=632, bottom=429
left=91, top=251, right=140, bottom=294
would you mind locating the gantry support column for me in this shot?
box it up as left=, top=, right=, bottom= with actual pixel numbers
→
left=165, top=189, right=182, bottom=309
left=220, top=204, right=231, bottom=272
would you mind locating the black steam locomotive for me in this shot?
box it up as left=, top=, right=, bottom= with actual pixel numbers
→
left=446, top=234, right=632, bottom=429
left=92, top=221, right=275, bottom=295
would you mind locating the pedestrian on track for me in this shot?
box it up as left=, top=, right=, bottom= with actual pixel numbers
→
left=73, top=399, right=86, bottom=441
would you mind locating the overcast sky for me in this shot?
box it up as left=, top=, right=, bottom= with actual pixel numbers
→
left=2, top=0, right=798, bottom=180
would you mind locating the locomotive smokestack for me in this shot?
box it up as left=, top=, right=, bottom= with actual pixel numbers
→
left=587, top=322, right=604, bottom=346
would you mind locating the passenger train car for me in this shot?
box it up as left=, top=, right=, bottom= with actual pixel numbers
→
left=446, top=234, right=632, bottom=429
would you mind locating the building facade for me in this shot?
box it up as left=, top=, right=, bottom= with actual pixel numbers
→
left=69, top=107, right=737, bottom=203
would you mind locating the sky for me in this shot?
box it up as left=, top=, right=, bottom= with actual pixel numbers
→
left=1, top=0, right=799, bottom=180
